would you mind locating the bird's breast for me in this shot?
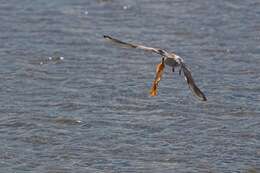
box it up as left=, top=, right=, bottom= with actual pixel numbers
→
left=164, top=58, right=179, bottom=67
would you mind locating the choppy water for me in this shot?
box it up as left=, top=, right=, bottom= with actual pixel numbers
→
left=0, top=0, right=260, bottom=172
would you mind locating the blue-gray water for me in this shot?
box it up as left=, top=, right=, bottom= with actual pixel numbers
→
left=0, top=0, right=260, bottom=172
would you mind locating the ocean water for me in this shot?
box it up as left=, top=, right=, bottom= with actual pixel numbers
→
left=0, top=0, right=259, bottom=172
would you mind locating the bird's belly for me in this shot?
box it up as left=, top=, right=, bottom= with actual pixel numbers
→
left=164, top=58, right=179, bottom=67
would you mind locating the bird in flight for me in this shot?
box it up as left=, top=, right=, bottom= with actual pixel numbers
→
left=104, top=35, right=207, bottom=101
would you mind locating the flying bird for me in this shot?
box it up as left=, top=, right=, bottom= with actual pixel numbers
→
left=104, top=35, right=207, bottom=101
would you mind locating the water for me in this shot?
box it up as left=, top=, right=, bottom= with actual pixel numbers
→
left=0, top=0, right=259, bottom=172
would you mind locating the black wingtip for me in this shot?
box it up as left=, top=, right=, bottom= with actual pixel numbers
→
left=197, top=90, right=207, bottom=101
left=103, top=35, right=110, bottom=39
left=199, top=92, right=207, bottom=101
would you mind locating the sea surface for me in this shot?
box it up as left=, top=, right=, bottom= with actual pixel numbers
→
left=0, top=0, right=260, bottom=172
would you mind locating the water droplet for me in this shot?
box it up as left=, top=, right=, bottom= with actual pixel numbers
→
left=76, top=120, right=82, bottom=123
left=48, top=57, right=52, bottom=60
left=123, top=6, right=128, bottom=10
left=60, top=56, right=64, bottom=60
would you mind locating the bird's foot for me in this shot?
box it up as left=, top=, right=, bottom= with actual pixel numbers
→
left=179, top=69, right=182, bottom=75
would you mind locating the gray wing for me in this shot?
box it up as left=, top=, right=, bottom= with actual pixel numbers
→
left=181, top=63, right=207, bottom=101
left=104, top=35, right=169, bottom=57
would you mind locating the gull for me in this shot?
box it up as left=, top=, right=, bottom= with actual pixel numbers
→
left=104, top=35, right=207, bottom=101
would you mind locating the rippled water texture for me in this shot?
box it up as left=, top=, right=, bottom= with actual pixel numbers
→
left=0, top=0, right=260, bottom=172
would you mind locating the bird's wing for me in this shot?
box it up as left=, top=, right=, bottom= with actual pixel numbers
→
left=104, top=35, right=169, bottom=57
left=181, top=63, right=207, bottom=101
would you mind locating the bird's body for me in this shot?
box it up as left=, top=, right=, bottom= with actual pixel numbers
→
left=164, top=55, right=182, bottom=71
left=104, top=35, right=207, bottom=101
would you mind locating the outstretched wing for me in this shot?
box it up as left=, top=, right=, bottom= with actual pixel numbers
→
left=181, top=63, right=207, bottom=101
left=104, top=35, right=169, bottom=57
